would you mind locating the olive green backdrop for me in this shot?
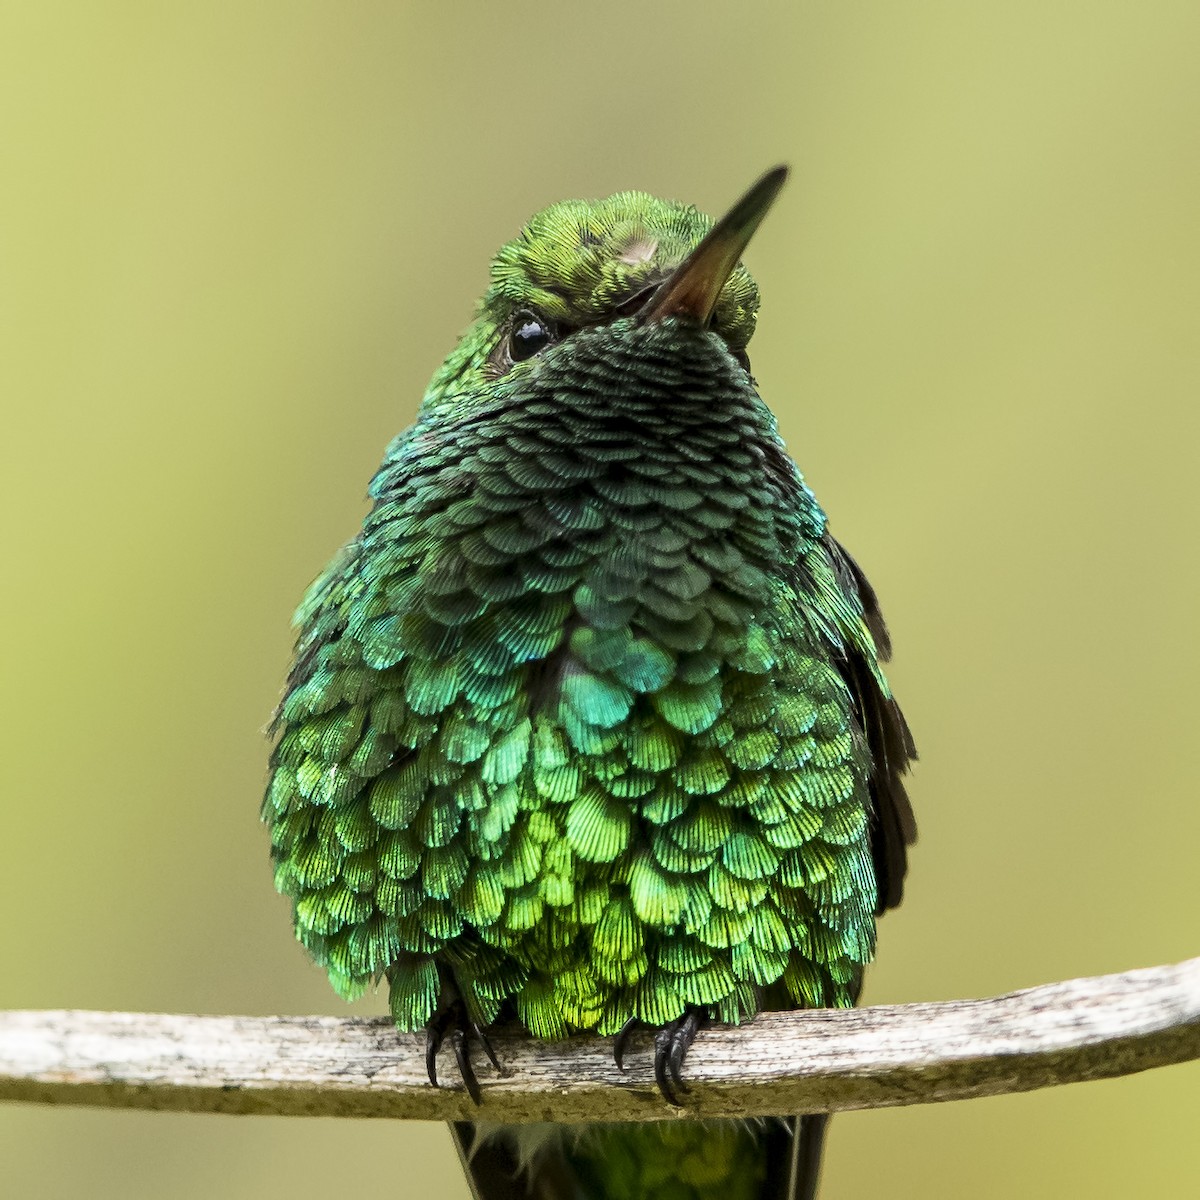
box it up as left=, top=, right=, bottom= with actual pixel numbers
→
left=2, top=4, right=1197, bottom=1197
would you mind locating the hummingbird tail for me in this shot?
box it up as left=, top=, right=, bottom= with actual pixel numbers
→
left=789, top=1114, right=830, bottom=1200
left=451, top=1123, right=582, bottom=1200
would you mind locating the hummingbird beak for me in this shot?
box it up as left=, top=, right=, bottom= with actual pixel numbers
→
left=639, top=165, right=788, bottom=326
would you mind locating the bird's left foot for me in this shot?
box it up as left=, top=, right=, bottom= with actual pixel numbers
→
left=613, top=1007, right=709, bottom=1107
left=425, top=998, right=500, bottom=1106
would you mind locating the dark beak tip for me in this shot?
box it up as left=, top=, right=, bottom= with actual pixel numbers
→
left=761, top=163, right=790, bottom=191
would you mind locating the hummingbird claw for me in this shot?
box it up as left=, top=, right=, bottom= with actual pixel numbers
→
left=425, top=1026, right=441, bottom=1090
left=612, top=1017, right=639, bottom=1071
left=653, top=1027, right=679, bottom=1106
left=668, top=1010, right=700, bottom=1095
left=450, top=1027, right=481, bottom=1105
left=473, top=1022, right=501, bottom=1073
left=425, top=999, right=495, bottom=1106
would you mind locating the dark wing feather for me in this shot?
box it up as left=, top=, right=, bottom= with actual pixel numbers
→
left=825, top=537, right=918, bottom=914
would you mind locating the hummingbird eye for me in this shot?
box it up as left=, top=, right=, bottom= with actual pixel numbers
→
left=509, top=311, right=555, bottom=361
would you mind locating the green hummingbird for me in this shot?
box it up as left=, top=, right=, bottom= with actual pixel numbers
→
left=264, top=166, right=916, bottom=1200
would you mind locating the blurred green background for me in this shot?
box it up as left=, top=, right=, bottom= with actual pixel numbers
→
left=2, top=3, right=1197, bottom=1197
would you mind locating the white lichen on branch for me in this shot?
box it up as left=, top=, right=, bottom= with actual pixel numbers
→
left=1, top=958, right=1197, bottom=1124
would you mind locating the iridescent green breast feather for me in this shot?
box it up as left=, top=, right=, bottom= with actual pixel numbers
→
left=267, top=317, right=886, bottom=1032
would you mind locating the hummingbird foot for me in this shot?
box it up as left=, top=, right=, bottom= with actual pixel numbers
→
left=612, top=1008, right=709, bottom=1106
left=653, top=1007, right=708, bottom=1107
left=425, top=998, right=500, bottom=1106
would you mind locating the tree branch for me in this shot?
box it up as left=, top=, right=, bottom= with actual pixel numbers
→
left=2, top=958, right=1197, bottom=1124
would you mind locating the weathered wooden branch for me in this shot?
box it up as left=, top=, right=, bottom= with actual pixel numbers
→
left=1, top=957, right=1196, bottom=1124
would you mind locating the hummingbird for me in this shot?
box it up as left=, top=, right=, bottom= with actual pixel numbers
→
left=264, top=166, right=916, bottom=1200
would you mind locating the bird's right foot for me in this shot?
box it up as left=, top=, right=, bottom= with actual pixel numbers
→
left=425, top=999, right=500, bottom=1106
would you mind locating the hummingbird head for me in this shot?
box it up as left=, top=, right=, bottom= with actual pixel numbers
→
left=419, top=168, right=787, bottom=411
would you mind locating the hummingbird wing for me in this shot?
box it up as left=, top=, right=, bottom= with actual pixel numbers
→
left=822, top=536, right=917, bottom=914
